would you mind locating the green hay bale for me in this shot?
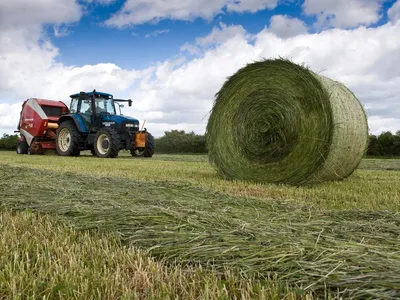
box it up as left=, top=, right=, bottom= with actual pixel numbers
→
left=206, top=59, right=368, bottom=185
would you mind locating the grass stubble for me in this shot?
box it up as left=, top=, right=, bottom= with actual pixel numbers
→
left=1, top=210, right=306, bottom=300
left=0, top=155, right=399, bottom=299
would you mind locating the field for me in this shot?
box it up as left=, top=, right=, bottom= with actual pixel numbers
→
left=0, top=151, right=399, bottom=299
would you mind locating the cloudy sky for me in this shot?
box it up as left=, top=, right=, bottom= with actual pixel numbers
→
left=0, top=0, right=399, bottom=137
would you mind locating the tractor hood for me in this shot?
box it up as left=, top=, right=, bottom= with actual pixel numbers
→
left=102, top=114, right=139, bottom=124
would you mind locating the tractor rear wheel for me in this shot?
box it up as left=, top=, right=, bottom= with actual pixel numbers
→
left=56, top=120, right=81, bottom=156
left=131, top=133, right=155, bottom=158
left=16, top=141, right=28, bottom=154
left=94, top=128, right=120, bottom=158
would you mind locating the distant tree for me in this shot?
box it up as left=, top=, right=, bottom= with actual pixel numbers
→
left=0, top=134, right=18, bottom=151
left=394, top=133, right=400, bottom=156
left=155, top=130, right=206, bottom=153
left=377, top=131, right=396, bottom=156
left=365, top=131, right=400, bottom=157
left=367, top=135, right=379, bottom=156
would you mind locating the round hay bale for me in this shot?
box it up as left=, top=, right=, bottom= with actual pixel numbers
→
left=206, top=59, right=368, bottom=186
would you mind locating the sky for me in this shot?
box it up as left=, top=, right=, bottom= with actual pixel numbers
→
left=0, top=0, right=400, bottom=137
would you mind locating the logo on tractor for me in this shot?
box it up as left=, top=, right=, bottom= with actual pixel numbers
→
left=102, top=122, right=115, bottom=127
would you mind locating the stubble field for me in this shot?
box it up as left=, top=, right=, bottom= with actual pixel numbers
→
left=0, top=151, right=399, bottom=299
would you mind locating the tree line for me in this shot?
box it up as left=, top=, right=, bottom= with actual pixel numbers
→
left=155, top=130, right=207, bottom=153
left=154, top=130, right=400, bottom=156
left=1, top=131, right=400, bottom=156
left=0, top=134, right=18, bottom=151
left=367, top=131, right=400, bottom=157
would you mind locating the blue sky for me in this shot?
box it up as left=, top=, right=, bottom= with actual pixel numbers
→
left=1, top=0, right=400, bottom=136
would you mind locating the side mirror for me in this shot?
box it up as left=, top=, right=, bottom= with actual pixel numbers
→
left=128, top=100, right=132, bottom=107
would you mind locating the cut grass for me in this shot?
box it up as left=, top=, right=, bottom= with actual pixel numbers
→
left=1, top=164, right=399, bottom=298
left=206, top=59, right=368, bottom=186
left=0, top=152, right=399, bottom=211
left=0, top=210, right=306, bottom=300
left=359, top=158, right=400, bottom=171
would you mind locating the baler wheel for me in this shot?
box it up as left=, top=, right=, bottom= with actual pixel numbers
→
left=56, top=120, right=81, bottom=156
left=16, top=141, right=28, bottom=155
left=94, top=128, right=120, bottom=158
left=131, top=133, right=155, bottom=158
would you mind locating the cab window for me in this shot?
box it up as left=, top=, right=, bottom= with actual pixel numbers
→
left=70, top=99, right=78, bottom=113
left=80, top=100, right=92, bottom=114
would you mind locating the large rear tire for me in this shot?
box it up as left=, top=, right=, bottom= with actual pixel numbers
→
left=94, top=128, right=120, bottom=158
left=16, top=141, right=28, bottom=154
left=56, top=120, right=81, bottom=156
left=131, top=133, right=155, bottom=158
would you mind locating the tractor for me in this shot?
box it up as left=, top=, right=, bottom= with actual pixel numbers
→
left=17, top=90, right=155, bottom=158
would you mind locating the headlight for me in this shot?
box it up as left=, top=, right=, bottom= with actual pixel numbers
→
left=126, top=123, right=139, bottom=128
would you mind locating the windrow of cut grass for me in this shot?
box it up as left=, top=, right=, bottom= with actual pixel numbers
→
left=359, top=158, right=400, bottom=171
left=0, top=152, right=399, bottom=211
left=0, top=210, right=305, bottom=300
left=1, top=164, right=399, bottom=299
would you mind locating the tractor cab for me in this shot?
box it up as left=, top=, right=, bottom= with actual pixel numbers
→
left=68, top=91, right=134, bottom=131
left=69, top=91, right=131, bottom=114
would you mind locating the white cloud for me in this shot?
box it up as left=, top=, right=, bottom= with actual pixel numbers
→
left=145, top=29, right=170, bottom=38
left=388, top=0, right=400, bottom=22
left=105, top=0, right=278, bottom=27
left=227, top=0, right=278, bottom=12
left=0, top=102, right=25, bottom=133
left=53, top=25, right=71, bottom=37
left=196, top=22, right=250, bottom=47
left=269, top=15, right=308, bottom=38
left=180, top=43, right=202, bottom=55
left=368, top=116, right=400, bottom=134
left=303, top=0, right=384, bottom=28
left=0, top=0, right=81, bottom=30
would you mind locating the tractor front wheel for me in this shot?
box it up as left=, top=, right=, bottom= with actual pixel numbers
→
left=131, top=133, right=155, bottom=158
left=94, top=128, right=120, bottom=158
left=56, top=120, right=81, bottom=156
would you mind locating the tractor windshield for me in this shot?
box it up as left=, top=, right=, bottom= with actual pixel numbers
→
left=94, top=97, right=116, bottom=115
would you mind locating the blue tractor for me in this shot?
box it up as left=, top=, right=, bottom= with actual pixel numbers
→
left=56, top=90, right=155, bottom=158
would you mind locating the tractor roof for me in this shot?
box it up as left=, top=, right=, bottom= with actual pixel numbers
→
left=70, top=91, right=113, bottom=98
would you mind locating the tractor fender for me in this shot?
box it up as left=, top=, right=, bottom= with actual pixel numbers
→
left=58, top=114, right=87, bottom=133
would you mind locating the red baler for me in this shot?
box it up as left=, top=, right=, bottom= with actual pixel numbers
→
left=17, top=98, right=69, bottom=154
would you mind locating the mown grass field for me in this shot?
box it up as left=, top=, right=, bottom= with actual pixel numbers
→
left=0, top=151, right=399, bottom=299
